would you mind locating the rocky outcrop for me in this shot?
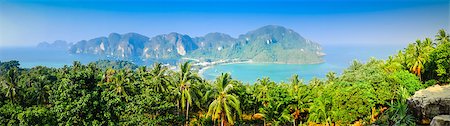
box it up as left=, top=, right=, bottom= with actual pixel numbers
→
left=430, top=115, right=450, bottom=126
left=408, top=85, right=450, bottom=124
left=67, top=25, right=324, bottom=64
left=69, top=33, right=149, bottom=58
left=143, top=32, right=198, bottom=59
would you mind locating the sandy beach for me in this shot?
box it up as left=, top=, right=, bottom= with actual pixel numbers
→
left=197, top=59, right=253, bottom=77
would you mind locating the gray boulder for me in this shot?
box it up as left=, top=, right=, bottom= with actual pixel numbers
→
left=408, top=85, right=450, bottom=124
left=430, top=115, right=450, bottom=126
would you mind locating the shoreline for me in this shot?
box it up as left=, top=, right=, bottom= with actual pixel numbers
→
left=196, top=59, right=324, bottom=77
left=197, top=60, right=254, bottom=77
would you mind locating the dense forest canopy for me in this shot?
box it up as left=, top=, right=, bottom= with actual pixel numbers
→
left=0, top=29, right=449, bottom=125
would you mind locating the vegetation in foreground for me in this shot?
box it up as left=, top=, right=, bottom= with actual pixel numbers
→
left=0, top=29, right=449, bottom=125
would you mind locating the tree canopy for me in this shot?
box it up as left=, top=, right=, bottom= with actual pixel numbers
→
left=0, top=29, right=448, bottom=125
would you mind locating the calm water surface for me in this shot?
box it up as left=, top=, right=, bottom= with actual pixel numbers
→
left=202, top=45, right=404, bottom=83
left=0, top=47, right=101, bottom=68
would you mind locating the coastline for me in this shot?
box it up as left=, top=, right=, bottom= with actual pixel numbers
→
left=196, top=59, right=325, bottom=77
left=197, top=60, right=254, bottom=77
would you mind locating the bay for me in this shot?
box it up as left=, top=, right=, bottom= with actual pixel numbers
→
left=201, top=45, right=404, bottom=83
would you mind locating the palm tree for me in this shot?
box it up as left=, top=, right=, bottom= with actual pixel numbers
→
left=290, top=74, right=301, bottom=88
left=309, top=77, right=323, bottom=87
left=385, top=55, right=405, bottom=73
left=254, top=77, right=274, bottom=107
left=149, top=63, right=171, bottom=93
left=325, top=72, right=336, bottom=84
left=104, top=68, right=116, bottom=83
left=396, top=50, right=408, bottom=67
left=177, top=62, right=200, bottom=125
left=423, top=38, right=435, bottom=48
left=207, top=73, right=241, bottom=126
left=308, top=95, right=332, bottom=125
left=289, top=74, right=302, bottom=123
left=286, top=75, right=310, bottom=126
left=102, top=69, right=130, bottom=101
left=406, top=40, right=428, bottom=80
left=3, top=67, right=19, bottom=104
left=33, top=76, right=49, bottom=104
left=435, top=29, right=449, bottom=45
left=135, top=66, right=148, bottom=82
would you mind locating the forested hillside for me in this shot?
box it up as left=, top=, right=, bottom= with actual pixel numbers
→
left=67, top=25, right=324, bottom=64
left=0, top=29, right=448, bottom=125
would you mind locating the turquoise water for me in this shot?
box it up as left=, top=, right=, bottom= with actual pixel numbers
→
left=0, top=47, right=101, bottom=68
left=202, top=63, right=341, bottom=83
left=202, top=45, right=404, bottom=83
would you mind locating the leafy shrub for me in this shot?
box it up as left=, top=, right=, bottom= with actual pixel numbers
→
left=424, top=79, right=438, bottom=87
left=388, top=70, right=423, bottom=95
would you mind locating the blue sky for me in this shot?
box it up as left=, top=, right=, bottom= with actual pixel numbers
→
left=0, top=0, right=449, bottom=47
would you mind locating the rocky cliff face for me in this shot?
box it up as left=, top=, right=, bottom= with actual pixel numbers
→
left=67, top=25, right=324, bottom=64
left=142, top=32, right=198, bottom=59
left=194, top=32, right=237, bottom=50
left=69, top=33, right=149, bottom=58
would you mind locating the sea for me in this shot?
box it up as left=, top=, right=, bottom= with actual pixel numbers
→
left=0, top=45, right=403, bottom=83
left=0, top=47, right=100, bottom=68
left=201, top=45, right=404, bottom=83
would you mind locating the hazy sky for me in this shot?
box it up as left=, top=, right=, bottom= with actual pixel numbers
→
left=0, top=0, right=449, bottom=47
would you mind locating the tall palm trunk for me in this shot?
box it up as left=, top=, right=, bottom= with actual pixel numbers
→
left=221, top=112, right=226, bottom=126
left=186, top=100, right=189, bottom=125
left=177, top=100, right=180, bottom=115
left=9, top=89, right=14, bottom=104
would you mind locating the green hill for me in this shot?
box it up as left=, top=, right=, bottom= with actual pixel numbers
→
left=68, top=25, right=324, bottom=64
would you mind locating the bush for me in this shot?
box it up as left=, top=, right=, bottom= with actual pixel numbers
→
left=424, top=79, right=438, bottom=87
left=388, top=70, right=423, bottom=95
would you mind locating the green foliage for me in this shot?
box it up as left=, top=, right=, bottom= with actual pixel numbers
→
left=435, top=29, right=449, bottom=44
left=424, top=79, right=438, bottom=87
left=394, top=29, right=450, bottom=83
left=0, top=59, right=429, bottom=125
left=341, top=59, right=396, bottom=105
left=329, top=82, right=376, bottom=124
left=377, top=100, right=416, bottom=126
left=0, top=60, right=20, bottom=74
left=388, top=70, right=422, bottom=95
left=176, top=61, right=202, bottom=124
left=94, top=60, right=138, bottom=70
left=3, top=67, right=20, bottom=104
left=0, top=103, right=23, bottom=125
left=428, top=42, right=450, bottom=82
left=375, top=87, right=416, bottom=126
left=0, top=29, right=448, bottom=125
left=17, top=106, right=56, bottom=125
left=207, top=73, right=241, bottom=125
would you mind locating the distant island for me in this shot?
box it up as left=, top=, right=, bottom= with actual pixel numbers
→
left=37, top=40, right=72, bottom=49
left=38, top=25, right=324, bottom=65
